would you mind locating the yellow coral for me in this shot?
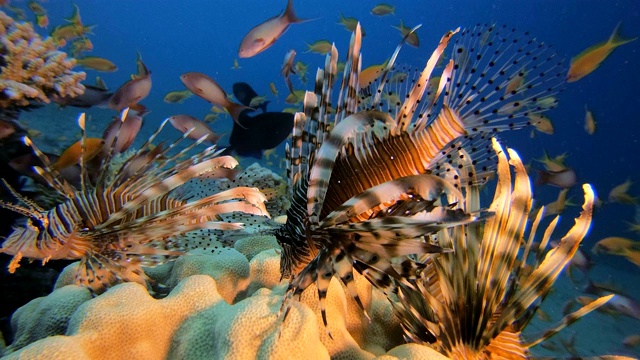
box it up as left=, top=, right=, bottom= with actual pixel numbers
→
left=0, top=11, right=85, bottom=108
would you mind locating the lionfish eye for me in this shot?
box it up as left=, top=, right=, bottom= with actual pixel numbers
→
left=28, top=217, right=45, bottom=232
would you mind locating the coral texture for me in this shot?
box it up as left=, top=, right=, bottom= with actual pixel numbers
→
left=2, top=236, right=445, bottom=360
left=0, top=11, right=85, bottom=108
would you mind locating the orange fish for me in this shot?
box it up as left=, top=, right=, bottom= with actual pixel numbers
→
left=567, top=22, right=637, bottom=82
left=109, top=59, right=151, bottom=111
left=238, top=0, right=307, bottom=58
left=180, top=72, right=251, bottom=128
left=53, top=138, right=104, bottom=171
left=102, top=113, right=143, bottom=155
left=584, top=105, right=596, bottom=135
left=169, top=114, right=223, bottom=144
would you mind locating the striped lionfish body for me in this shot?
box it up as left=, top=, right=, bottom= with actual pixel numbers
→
left=0, top=111, right=269, bottom=293
left=389, top=139, right=612, bottom=359
left=274, top=23, right=568, bottom=327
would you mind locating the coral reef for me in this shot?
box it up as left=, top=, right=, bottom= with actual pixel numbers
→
left=0, top=235, right=447, bottom=360
left=0, top=11, right=85, bottom=109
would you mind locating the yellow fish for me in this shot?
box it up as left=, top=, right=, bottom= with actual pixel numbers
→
left=359, top=60, right=387, bottom=89
left=608, top=179, right=637, bottom=204
left=567, top=22, right=637, bottom=82
left=584, top=105, right=596, bottom=135
left=76, top=56, right=118, bottom=72
left=231, top=59, right=241, bottom=70
left=393, top=20, right=419, bottom=47
left=535, top=150, right=568, bottom=172
left=371, top=4, right=395, bottom=16
left=163, top=89, right=193, bottom=104
left=338, top=12, right=365, bottom=36
left=504, top=68, right=526, bottom=95
left=529, top=113, right=554, bottom=135
left=305, top=40, right=332, bottom=54
left=269, top=82, right=278, bottom=96
left=592, top=236, right=639, bottom=255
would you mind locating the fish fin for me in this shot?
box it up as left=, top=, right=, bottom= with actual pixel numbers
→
left=608, top=22, right=638, bottom=47
left=524, top=294, right=614, bottom=347
left=444, top=24, right=567, bottom=133
left=227, top=102, right=253, bottom=129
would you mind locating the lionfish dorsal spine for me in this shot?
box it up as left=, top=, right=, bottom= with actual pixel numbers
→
left=395, top=28, right=459, bottom=133
left=22, top=137, right=75, bottom=199
left=334, top=23, right=362, bottom=123
left=370, top=23, right=423, bottom=108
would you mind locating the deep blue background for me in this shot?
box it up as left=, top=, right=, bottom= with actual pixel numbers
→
left=10, top=0, right=640, bottom=317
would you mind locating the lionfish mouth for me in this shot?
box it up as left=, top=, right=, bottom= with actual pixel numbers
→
left=272, top=22, right=611, bottom=356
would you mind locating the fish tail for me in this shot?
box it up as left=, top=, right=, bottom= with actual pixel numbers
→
left=444, top=24, right=567, bottom=134
left=608, top=22, right=638, bottom=47
left=226, top=102, right=253, bottom=129
left=284, top=0, right=304, bottom=23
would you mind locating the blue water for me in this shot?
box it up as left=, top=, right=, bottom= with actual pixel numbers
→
left=7, top=0, right=640, bottom=357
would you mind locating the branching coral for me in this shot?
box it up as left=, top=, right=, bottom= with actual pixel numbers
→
left=0, top=11, right=85, bottom=109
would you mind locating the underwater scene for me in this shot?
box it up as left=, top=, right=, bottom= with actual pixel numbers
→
left=0, top=0, right=639, bottom=359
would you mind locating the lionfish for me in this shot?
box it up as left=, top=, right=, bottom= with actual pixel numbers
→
left=274, top=23, right=570, bottom=327
left=385, top=139, right=613, bottom=359
left=0, top=109, right=269, bottom=293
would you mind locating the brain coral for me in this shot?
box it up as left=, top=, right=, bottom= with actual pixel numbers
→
left=2, top=236, right=449, bottom=360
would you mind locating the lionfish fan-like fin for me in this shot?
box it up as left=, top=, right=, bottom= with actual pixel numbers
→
left=110, top=117, right=171, bottom=187
left=286, top=112, right=309, bottom=187
left=334, top=22, right=362, bottom=123
left=98, top=155, right=238, bottom=229
left=444, top=23, right=567, bottom=133
left=486, top=183, right=596, bottom=344
left=329, top=209, right=488, bottom=241
left=74, top=252, right=150, bottom=294
left=114, top=124, right=218, bottom=196
left=427, top=133, right=497, bottom=189
left=370, top=24, right=423, bottom=109
left=22, top=137, right=75, bottom=198
left=484, top=329, right=528, bottom=360
left=307, top=110, right=396, bottom=225
left=316, top=45, right=339, bottom=149
left=331, top=249, right=370, bottom=319
left=524, top=294, right=614, bottom=348
left=0, top=179, right=45, bottom=215
left=395, top=277, right=446, bottom=342
left=320, top=173, right=462, bottom=228
left=77, top=113, right=89, bottom=193
left=395, top=27, right=459, bottom=133
left=97, top=108, right=128, bottom=186
left=94, top=186, right=268, bottom=240
left=124, top=135, right=220, bottom=196
left=477, top=145, right=533, bottom=334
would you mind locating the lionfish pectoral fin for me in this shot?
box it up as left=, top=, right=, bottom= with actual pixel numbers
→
left=524, top=294, right=614, bottom=348
left=75, top=253, right=150, bottom=295
left=332, top=249, right=370, bottom=320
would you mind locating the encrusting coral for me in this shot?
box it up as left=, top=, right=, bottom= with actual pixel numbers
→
left=0, top=10, right=85, bottom=109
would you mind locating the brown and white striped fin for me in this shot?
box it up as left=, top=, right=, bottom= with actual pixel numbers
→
left=334, top=23, right=362, bottom=123
left=307, top=110, right=395, bottom=225
left=524, top=294, right=613, bottom=348
left=395, top=28, right=459, bottom=132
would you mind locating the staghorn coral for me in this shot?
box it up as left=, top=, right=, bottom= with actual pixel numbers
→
left=0, top=11, right=85, bottom=109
